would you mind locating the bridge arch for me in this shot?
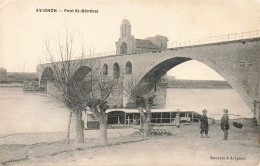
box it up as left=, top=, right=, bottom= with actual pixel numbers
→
left=132, top=52, right=256, bottom=114
left=133, top=54, right=251, bottom=111
left=39, top=67, right=54, bottom=91
left=41, top=67, right=54, bottom=80
left=113, top=63, right=120, bottom=79
left=39, top=65, right=93, bottom=91
left=72, top=66, right=92, bottom=82
left=134, top=57, right=192, bottom=95
left=125, top=61, right=132, bottom=74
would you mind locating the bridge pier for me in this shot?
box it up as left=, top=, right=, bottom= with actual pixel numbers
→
left=38, top=81, right=47, bottom=91
left=123, top=78, right=167, bottom=109
left=152, top=81, right=167, bottom=109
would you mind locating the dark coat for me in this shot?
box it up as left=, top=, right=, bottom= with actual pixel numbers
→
left=221, top=114, right=229, bottom=130
left=200, top=114, right=209, bottom=130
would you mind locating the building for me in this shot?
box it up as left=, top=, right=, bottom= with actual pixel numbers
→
left=115, top=19, right=168, bottom=55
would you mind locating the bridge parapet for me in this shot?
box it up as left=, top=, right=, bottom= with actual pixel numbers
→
left=70, top=30, right=260, bottom=59
left=168, top=30, right=260, bottom=48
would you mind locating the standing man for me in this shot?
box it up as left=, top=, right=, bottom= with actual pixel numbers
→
left=200, top=109, right=209, bottom=138
left=221, top=109, right=229, bottom=140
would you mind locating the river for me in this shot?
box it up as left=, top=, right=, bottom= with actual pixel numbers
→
left=0, top=87, right=253, bottom=134
left=166, top=88, right=253, bottom=120
left=0, top=87, right=69, bottom=135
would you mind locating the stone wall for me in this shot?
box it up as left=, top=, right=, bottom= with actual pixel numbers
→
left=146, top=35, right=168, bottom=49
left=107, top=80, right=123, bottom=108
left=23, top=81, right=39, bottom=91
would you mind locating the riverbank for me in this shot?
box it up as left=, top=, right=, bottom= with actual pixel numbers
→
left=167, top=79, right=232, bottom=89
left=1, top=124, right=259, bottom=166
left=0, top=128, right=144, bottom=165
left=0, top=83, right=23, bottom=87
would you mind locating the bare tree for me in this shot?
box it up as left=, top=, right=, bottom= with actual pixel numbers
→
left=123, top=76, right=155, bottom=137
left=42, top=33, right=90, bottom=144
left=83, top=74, right=120, bottom=145
left=41, top=32, right=120, bottom=145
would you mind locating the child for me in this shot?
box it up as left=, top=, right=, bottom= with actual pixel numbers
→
left=221, top=109, right=229, bottom=140
left=200, top=109, right=209, bottom=138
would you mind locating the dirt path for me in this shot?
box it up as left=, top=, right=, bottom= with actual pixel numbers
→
left=1, top=125, right=259, bottom=166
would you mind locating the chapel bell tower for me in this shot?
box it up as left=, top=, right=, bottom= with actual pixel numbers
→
left=116, top=19, right=136, bottom=55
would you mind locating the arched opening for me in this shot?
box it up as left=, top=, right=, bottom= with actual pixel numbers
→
left=39, top=67, right=54, bottom=91
left=135, top=57, right=191, bottom=95
left=69, top=66, right=93, bottom=96
left=73, top=66, right=92, bottom=82
left=113, top=63, right=120, bottom=79
left=120, top=42, right=127, bottom=54
left=125, top=61, right=132, bottom=74
left=103, top=64, right=108, bottom=75
left=133, top=57, right=253, bottom=120
left=41, top=67, right=54, bottom=80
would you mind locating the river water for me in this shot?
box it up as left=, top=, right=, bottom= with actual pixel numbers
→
left=0, top=87, right=69, bottom=135
left=0, top=87, right=253, bottom=134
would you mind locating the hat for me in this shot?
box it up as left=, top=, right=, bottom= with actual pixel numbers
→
left=202, top=109, right=207, bottom=113
left=223, top=109, right=228, bottom=113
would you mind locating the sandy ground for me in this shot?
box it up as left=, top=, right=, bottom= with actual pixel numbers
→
left=0, top=124, right=259, bottom=166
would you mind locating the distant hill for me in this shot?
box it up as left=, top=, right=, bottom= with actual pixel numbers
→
left=167, top=78, right=232, bottom=89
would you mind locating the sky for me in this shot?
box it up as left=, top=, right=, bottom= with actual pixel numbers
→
left=0, top=0, right=259, bottom=80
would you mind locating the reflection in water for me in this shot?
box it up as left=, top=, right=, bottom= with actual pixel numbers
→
left=0, top=87, right=253, bottom=134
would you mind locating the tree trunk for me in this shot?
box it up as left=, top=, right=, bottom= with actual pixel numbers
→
left=143, top=116, right=151, bottom=137
left=67, top=111, right=72, bottom=144
left=100, top=120, right=107, bottom=145
left=140, top=119, right=144, bottom=129
left=75, top=110, right=84, bottom=143
left=83, top=110, right=88, bottom=129
left=138, top=107, right=151, bottom=137
left=91, top=106, right=108, bottom=145
left=138, top=107, right=144, bottom=129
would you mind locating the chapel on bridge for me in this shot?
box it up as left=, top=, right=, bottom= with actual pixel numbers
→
left=115, top=19, right=168, bottom=55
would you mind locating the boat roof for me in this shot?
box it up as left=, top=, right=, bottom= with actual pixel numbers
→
left=105, top=108, right=199, bottom=114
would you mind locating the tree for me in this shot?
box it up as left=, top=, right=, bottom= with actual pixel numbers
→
left=135, top=95, right=155, bottom=137
left=0, top=67, right=8, bottom=83
left=0, top=67, right=7, bottom=75
left=81, top=73, right=120, bottom=145
left=42, top=34, right=89, bottom=144
left=42, top=33, right=120, bottom=145
left=124, top=76, right=156, bottom=137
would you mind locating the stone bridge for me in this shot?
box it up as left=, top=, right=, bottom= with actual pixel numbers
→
left=37, top=37, right=260, bottom=125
